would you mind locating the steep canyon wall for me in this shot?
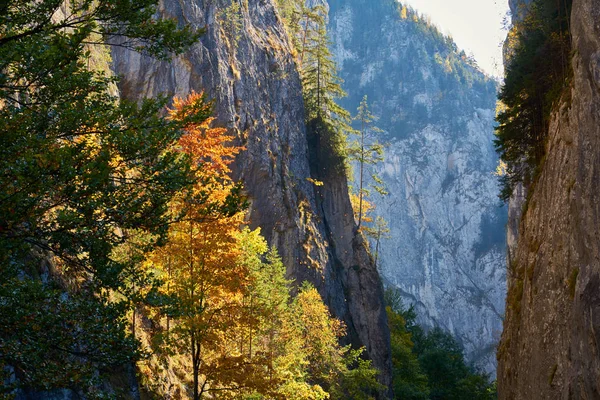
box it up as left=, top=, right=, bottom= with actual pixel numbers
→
left=111, top=0, right=392, bottom=388
left=498, top=0, right=600, bottom=398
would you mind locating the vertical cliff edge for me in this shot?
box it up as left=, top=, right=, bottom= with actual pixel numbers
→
left=498, top=0, right=600, bottom=398
left=111, top=0, right=392, bottom=390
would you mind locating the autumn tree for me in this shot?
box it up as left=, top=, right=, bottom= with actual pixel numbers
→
left=385, top=289, right=430, bottom=400
left=350, top=194, right=375, bottom=227
left=234, top=228, right=329, bottom=400
left=148, top=92, right=247, bottom=400
left=0, top=0, right=201, bottom=394
left=294, top=283, right=384, bottom=400
left=295, top=283, right=345, bottom=387
left=237, top=231, right=384, bottom=400
left=364, top=216, right=391, bottom=269
left=349, top=96, right=387, bottom=228
left=148, top=94, right=364, bottom=400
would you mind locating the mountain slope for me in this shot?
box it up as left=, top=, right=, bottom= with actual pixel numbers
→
left=327, top=0, right=506, bottom=375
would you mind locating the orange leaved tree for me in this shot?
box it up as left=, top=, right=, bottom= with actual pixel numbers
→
left=149, top=92, right=249, bottom=400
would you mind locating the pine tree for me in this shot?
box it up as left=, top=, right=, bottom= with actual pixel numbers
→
left=275, top=0, right=323, bottom=63
left=384, top=288, right=497, bottom=400
left=294, top=283, right=383, bottom=399
left=349, top=96, right=387, bottom=228
left=301, top=6, right=351, bottom=167
left=494, top=0, right=572, bottom=201
left=275, top=1, right=352, bottom=171
left=302, top=7, right=349, bottom=125
left=275, top=0, right=303, bottom=52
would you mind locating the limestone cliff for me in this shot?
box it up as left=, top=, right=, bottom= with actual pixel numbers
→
left=111, top=0, right=392, bottom=389
left=497, top=0, right=600, bottom=397
left=327, top=0, right=505, bottom=375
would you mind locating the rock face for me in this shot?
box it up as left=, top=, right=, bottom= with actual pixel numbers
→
left=327, top=0, right=506, bottom=375
left=111, top=0, right=391, bottom=389
left=504, top=1, right=531, bottom=267
left=497, top=0, right=600, bottom=398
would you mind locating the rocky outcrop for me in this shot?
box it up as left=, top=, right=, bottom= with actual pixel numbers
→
left=497, top=0, right=600, bottom=398
left=327, top=0, right=505, bottom=375
left=111, top=0, right=391, bottom=390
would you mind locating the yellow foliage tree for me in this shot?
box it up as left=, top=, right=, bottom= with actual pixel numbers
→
left=400, top=5, right=408, bottom=19
left=350, top=192, right=375, bottom=227
left=148, top=92, right=251, bottom=400
left=144, top=93, right=381, bottom=399
left=294, top=284, right=383, bottom=400
left=235, top=228, right=330, bottom=400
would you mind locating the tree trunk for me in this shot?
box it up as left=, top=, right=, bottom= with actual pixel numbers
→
left=167, top=256, right=171, bottom=334
left=300, top=12, right=309, bottom=65
left=374, top=227, right=381, bottom=268
left=132, top=307, right=136, bottom=339
left=358, top=120, right=365, bottom=228
left=192, top=335, right=200, bottom=400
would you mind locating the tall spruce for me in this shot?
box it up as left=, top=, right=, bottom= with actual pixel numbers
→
left=302, top=6, right=349, bottom=123
left=301, top=5, right=351, bottom=167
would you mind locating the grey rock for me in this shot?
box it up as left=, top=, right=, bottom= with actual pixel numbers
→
left=508, top=0, right=533, bottom=21
left=112, top=0, right=392, bottom=390
left=327, top=0, right=506, bottom=376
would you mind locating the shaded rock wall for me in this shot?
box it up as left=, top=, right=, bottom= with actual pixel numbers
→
left=497, top=0, right=600, bottom=397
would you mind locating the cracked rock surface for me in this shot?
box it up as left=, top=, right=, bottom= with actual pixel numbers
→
left=112, top=0, right=392, bottom=390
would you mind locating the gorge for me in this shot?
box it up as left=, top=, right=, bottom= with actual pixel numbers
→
left=3, top=0, right=600, bottom=398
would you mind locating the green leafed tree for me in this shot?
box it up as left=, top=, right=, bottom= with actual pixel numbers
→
left=0, top=0, right=201, bottom=395
left=384, top=288, right=497, bottom=400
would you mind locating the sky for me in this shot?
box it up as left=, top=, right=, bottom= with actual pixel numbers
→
left=403, top=0, right=510, bottom=77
